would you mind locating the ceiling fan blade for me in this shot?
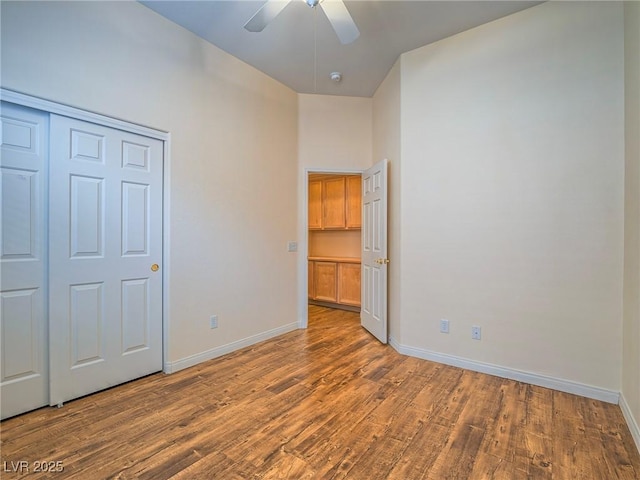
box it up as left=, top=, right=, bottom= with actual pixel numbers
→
left=320, top=0, right=360, bottom=45
left=244, top=0, right=292, bottom=33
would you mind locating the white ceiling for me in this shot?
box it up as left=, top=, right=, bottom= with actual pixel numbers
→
left=140, top=0, right=541, bottom=97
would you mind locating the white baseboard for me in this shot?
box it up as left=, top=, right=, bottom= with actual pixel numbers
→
left=164, top=322, right=300, bottom=374
left=388, top=335, right=402, bottom=352
left=620, top=393, right=640, bottom=453
left=389, top=338, right=619, bottom=404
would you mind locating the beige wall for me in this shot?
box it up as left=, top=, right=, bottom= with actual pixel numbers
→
left=398, top=2, right=624, bottom=391
left=623, top=0, right=640, bottom=445
left=1, top=1, right=299, bottom=364
left=372, top=60, right=402, bottom=343
left=296, top=94, right=373, bottom=322
left=298, top=94, right=373, bottom=171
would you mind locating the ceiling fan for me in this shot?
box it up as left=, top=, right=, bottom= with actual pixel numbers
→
left=244, top=0, right=360, bottom=45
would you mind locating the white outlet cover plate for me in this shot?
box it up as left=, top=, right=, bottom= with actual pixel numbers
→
left=440, top=319, right=449, bottom=333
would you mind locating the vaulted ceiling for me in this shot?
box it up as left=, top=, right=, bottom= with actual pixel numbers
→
left=141, top=1, right=541, bottom=97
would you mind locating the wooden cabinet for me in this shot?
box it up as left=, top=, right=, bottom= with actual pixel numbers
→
left=308, top=180, right=323, bottom=229
left=308, top=257, right=361, bottom=308
left=308, top=174, right=360, bottom=230
left=313, top=261, right=338, bottom=303
left=323, top=177, right=347, bottom=228
left=345, top=175, right=362, bottom=229
left=337, top=262, right=361, bottom=306
left=308, top=175, right=361, bottom=309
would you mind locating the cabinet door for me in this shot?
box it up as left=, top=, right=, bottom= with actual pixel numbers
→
left=338, top=263, right=361, bottom=307
left=323, top=177, right=346, bottom=229
left=308, top=261, right=315, bottom=299
left=308, top=180, right=323, bottom=229
left=346, top=175, right=362, bottom=229
left=314, top=262, right=337, bottom=302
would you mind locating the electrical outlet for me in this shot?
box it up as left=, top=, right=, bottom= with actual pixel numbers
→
left=287, top=241, right=298, bottom=252
left=471, top=326, right=481, bottom=340
left=210, top=315, right=218, bottom=329
left=440, top=319, right=449, bottom=334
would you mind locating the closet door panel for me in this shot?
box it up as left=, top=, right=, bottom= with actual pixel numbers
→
left=0, top=102, right=49, bottom=419
left=49, top=114, right=163, bottom=407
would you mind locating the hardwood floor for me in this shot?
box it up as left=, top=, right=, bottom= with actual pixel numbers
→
left=2, top=305, right=639, bottom=479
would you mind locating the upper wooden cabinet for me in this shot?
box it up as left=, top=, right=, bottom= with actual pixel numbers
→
left=308, top=180, right=323, bottom=229
left=323, top=177, right=346, bottom=228
left=309, top=174, right=361, bottom=230
left=345, top=175, right=361, bottom=229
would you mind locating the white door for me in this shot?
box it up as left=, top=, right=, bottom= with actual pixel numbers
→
left=49, top=114, right=163, bottom=406
left=361, top=159, right=388, bottom=343
left=0, top=103, right=49, bottom=419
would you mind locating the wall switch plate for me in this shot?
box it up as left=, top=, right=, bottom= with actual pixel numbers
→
left=440, top=319, right=449, bottom=334
left=472, top=326, right=481, bottom=340
left=287, top=241, right=298, bottom=252
left=210, top=315, right=218, bottom=329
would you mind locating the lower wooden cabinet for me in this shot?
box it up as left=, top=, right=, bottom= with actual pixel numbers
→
left=314, top=261, right=338, bottom=302
left=337, top=263, right=361, bottom=307
left=308, top=257, right=360, bottom=308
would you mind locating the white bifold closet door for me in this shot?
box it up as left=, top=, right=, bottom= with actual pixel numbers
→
left=0, top=103, right=164, bottom=418
left=48, top=114, right=163, bottom=407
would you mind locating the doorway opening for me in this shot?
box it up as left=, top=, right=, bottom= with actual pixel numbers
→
left=306, top=171, right=362, bottom=326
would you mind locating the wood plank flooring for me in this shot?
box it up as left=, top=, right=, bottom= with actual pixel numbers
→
left=2, top=305, right=639, bottom=479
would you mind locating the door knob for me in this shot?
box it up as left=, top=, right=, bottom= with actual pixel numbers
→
left=375, top=258, right=390, bottom=265
left=151, top=264, right=159, bottom=272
